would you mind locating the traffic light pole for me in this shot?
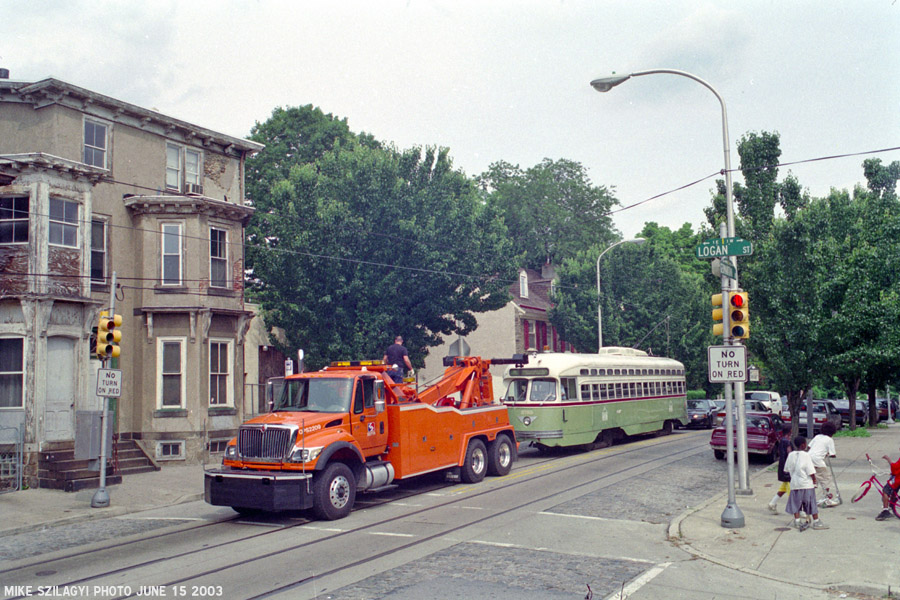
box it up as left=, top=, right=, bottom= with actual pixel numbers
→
left=91, top=271, right=116, bottom=508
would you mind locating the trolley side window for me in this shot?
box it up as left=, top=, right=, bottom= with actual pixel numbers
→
left=560, top=377, right=577, bottom=402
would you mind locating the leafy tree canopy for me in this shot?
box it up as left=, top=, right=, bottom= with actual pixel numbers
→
left=478, top=158, right=620, bottom=270
left=245, top=107, right=515, bottom=370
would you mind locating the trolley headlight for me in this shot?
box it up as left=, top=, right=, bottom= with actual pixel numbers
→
left=289, top=446, right=324, bottom=463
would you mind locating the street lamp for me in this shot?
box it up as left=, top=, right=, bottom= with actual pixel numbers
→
left=597, top=238, right=644, bottom=351
left=590, top=70, right=735, bottom=240
left=590, top=69, right=746, bottom=529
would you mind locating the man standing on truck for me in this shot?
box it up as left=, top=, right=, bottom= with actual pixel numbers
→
left=383, top=335, right=414, bottom=383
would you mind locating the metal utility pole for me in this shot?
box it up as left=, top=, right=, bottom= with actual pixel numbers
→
left=91, top=271, right=116, bottom=508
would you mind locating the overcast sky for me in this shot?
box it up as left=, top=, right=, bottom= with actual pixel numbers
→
left=3, top=1, right=898, bottom=237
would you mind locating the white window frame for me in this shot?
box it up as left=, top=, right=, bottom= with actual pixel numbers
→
left=0, top=337, right=25, bottom=409
left=48, top=197, right=79, bottom=248
left=209, top=338, right=233, bottom=407
left=83, top=119, right=108, bottom=169
left=90, top=218, right=108, bottom=283
left=166, top=143, right=202, bottom=192
left=519, top=271, right=528, bottom=298
left=165, top=143, right=182, bottom=191
left=209, top=227, right=228, bottom=288
left=157, top=337, right=186, bottom=409
left=0, top=196, right=29, bottom=245
left=161, top=222, right=183, bottom=285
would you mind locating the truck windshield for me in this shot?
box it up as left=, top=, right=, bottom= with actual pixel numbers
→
left=275, top=378, right=353, bottom=413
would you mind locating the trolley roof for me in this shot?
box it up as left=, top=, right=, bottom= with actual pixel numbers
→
left=502, top=349, right=685, bottom=379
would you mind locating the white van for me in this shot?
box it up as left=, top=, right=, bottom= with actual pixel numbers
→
left=745, top=391, right=782, bottom=415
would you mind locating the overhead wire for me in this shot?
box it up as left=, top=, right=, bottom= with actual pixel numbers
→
left=4, top=145, right=897, bottom=292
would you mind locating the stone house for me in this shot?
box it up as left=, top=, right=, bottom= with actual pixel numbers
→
left=0, top=75, right=263, bottom=487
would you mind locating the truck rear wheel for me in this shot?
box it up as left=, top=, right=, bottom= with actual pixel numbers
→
left=312, top=462, right=356, bottom=520
left=487, top=434, right=514, bottom=477
left=460, top=439, right=487, bottom=483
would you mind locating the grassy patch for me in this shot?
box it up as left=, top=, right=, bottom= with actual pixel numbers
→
left=834, top=427, right=872, bottom=438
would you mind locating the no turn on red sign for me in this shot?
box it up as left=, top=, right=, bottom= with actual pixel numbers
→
left=707, top=345, right=747, bottom=383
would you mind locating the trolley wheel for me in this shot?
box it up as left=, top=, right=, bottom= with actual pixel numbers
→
left=714, top=450, right=725, bottom=460
left=460, top=438, right=487, bottom=483
left=656, top=420, right=673, bottom=437
left=487, top=434, right=515, bottom=477
left=312, top=462, right=356, bottom=520
left=850, top=481, right=870, bottom=503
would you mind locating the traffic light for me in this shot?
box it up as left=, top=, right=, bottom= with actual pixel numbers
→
left=712, top=293, right=725, bottom=336
left=728, top=291, right=749, bottom=339
left=97, top=311, right=122, bottom=358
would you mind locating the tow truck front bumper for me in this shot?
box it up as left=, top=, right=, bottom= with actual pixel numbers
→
left=204, top=467, right=315, bottom=512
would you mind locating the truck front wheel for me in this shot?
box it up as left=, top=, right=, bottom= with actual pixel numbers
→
left=312, top=462, right=356, bottom=520
left=460, top=439, right=487, bottom=483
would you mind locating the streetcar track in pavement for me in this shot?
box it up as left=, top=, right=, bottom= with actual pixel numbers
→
left=2, top=431, right=707, bottom=600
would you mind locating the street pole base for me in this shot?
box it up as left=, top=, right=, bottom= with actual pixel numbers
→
left=91, top=487, right=110, bottom=508
left=736, top=487, right=753, bottom=496
left=721, top=502, right=745, bottom=528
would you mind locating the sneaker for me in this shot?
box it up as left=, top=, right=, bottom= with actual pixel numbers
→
left=876, top=509, right=892, bottom=521
left=798, top=520, right=810, bottom=532
left=824, top=498, right=840, bottom=507
left=811, top=519, right=829, bottom=530
left=767, top=503, right=778, bottom=514
left=791, top=518, right=804, bottom=529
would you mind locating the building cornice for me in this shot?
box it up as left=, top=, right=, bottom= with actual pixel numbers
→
left=0, top=78, right=264, bottom=159
left=0, top=152, right=107, bottom=184
left=123, top=194, right=254, bottom=225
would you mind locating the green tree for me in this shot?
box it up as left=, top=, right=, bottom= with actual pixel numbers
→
left=246, top=115, right=515, bottom=369
left=479, top=158, right=619, bottom=270
left=549, top=234, right=711, bottom=392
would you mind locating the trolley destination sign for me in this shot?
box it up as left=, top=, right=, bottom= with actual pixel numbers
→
left=695, top=237, right=753, bottom=259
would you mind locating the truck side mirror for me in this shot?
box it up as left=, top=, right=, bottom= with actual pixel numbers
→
left=375, top=399, right=385, bottom=414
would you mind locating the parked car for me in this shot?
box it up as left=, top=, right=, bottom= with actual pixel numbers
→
left=877, top=398, right=899, bottom=422
left=745, top=391, right=783, bottom=415
left=780, top=401, right=842, bottom=434
left=715, top=400, right=771, bottom=425
left=710, top=411, right=785, bottom=462
left=685, top=399, right=717, bottom=429
left=831, top=399, right=868, bottom=426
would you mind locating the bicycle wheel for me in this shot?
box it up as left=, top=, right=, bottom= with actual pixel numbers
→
left=891, top=491, right=900, bottom=520
left=851, top=480, right=871, bottom=503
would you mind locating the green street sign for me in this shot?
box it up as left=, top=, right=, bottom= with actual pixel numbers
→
left=712, top=258, right=737, bottom=280
left=695, top=237, right=753, bottom=259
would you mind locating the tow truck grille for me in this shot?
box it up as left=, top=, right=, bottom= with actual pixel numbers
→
left=238, top=425, right=296, bottom=460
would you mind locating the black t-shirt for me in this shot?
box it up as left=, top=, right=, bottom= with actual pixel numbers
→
left=385, top=344, right=408, bottom=372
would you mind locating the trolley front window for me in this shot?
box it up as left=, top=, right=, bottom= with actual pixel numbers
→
left=529, top=378, right=557, bottom=402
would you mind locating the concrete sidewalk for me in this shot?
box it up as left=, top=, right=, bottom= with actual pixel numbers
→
left=2, top=426, right=898, bottom=598
left=671, top=423, right=900, bottom=598
left=0, top=462, right=206, bottom=537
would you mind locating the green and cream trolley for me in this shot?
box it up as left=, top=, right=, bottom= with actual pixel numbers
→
left=502, top=348, right=688, bottom=449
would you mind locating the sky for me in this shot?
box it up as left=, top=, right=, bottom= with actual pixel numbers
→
left=2, top=0, right=898, bottom=238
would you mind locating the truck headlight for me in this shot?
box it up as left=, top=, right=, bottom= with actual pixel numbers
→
left=289, top=446, right=324, bottom=463
left=224, top=445, right=238, bottom=461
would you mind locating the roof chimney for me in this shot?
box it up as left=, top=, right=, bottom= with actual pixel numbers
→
left=0, top=69, right=9, bottom=79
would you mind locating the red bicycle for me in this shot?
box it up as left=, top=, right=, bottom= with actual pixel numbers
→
left=850, top=453, right=900, bottom=518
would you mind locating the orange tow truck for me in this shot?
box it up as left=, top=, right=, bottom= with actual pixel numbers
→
left=204, top=354, right=525, bottom=520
